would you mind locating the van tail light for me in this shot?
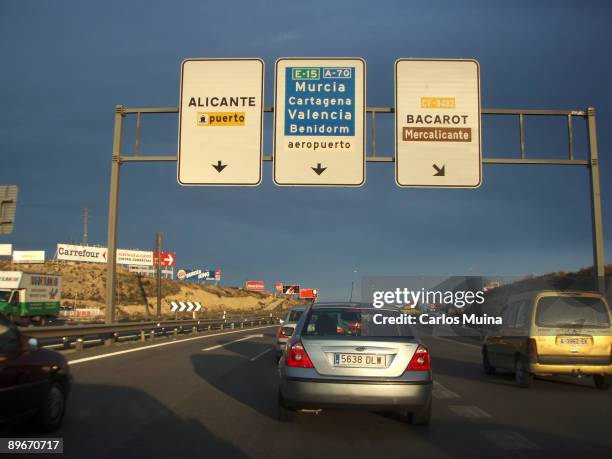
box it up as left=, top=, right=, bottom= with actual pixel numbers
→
left=286, top=340, right=314, bottom=368
left=527, top=338, right=538, bottom=356
left=406, top=345, right=431, bottom=371
left=277, top=326, right=293, bottom=339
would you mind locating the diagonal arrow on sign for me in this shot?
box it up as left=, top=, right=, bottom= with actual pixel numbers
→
left=186, top=302, right=194, bottom=312
left=170, top=301, right=179, bottom=312
left=179, top=302, right=187, bottom=312
left=194, top=302, right=202, bottom=312
left=433, top=164, right=446, bottom=176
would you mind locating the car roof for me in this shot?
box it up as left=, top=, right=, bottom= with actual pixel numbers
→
left=311, top=302, right=372, bottom=309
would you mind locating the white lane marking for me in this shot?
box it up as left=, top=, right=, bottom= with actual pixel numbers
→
left=449, top=405, right=492, bottom=419
left=433, top=381, right=460, bottom=399
left=249, top=348, right=272, bottom=361
left=68, top=326, right=276, bottom=365
left=481, top=430, right=540, bottom=451
left=430, top=335, right=481, bottom=349
left=203, top=333, right=264, bottom=351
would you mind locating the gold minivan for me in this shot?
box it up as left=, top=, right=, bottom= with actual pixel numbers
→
left=482, top=291, right=612, bottom=389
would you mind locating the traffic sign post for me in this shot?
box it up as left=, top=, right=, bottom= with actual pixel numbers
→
left=177, top=58, right=264, bottom=185
left=395, top=59, right=481, bottom=187
left=274, top=58, right=366, bottom=186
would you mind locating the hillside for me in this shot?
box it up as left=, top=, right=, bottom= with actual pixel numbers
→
left=0, top=261, right=306, bottom=320
left=482, top=265, right=612, bottom=315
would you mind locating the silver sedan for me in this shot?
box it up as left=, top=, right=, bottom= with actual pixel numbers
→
left=277, top=303, right=432, bottom=425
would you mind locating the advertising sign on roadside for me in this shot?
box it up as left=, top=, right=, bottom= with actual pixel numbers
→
left=299, top=288, right=318, bottom=299
left=0, top=243, right=12, bottom=256
left=12, top=250, right=45, bottom=264
left=282, top=284, right=300, bottom=294
left=245, top=280, right=265, bottom=292
left=57, top=243, right=107, bottom=263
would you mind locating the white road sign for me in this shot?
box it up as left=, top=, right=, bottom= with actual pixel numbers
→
left=116, top=249, right=153, bottom=266
left=177, top=58, right=264, bottom=186
left=0, top=244, right=12, bottom=256
left=56, top=243, right=154, bottom=266
left=395, top=59, right=481, bottom=188
left=274, top=58, right=366, bottom=186
left=57, top=243, right=107, bottom=263
left=12, top=250, right=45, bottom=264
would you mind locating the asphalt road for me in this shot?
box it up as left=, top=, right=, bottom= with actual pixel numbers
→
left=10, top=326, right=612, bottom=458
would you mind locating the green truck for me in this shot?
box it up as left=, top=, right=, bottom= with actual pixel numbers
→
left=0, top=271, right=62, bottom=324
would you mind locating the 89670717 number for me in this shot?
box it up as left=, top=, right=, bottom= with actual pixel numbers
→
left=1, top=439, right=63, bottom=454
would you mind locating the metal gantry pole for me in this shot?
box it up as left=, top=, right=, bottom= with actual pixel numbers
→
left=586, top=107, right=606, bottom=293
left=105, top=105, right=124, bottom=324
left=156, top=232, right=162, bottom=319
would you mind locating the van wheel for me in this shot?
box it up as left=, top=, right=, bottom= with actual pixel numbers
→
left=482, top=347, right=496, bottom=375
left=593, top=375, right=611, bottom=390
left=36, top=382, right=66, bottom=432
left=277, top=391, right=296, bottom=422
left=410, top=398, right=432, bottom=426
left=514, top=356, right=532, bottom=388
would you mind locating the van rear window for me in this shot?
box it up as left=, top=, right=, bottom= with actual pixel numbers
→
left=287, top=310, right=304, bottom=322
left=536, top=296, right=611, bottom=329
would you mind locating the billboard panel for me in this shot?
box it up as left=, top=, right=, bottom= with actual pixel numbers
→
left=245, top=281, right=265, bottom=292
left=12, top=250, right=45, bottom=264
left=57, top=243, right=107, bottom=263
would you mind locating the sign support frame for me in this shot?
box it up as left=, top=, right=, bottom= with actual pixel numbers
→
left=104, top=104, right=605, bottom=323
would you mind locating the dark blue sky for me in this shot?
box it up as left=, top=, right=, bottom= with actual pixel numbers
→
left=1, top=0, right=611, bottom=300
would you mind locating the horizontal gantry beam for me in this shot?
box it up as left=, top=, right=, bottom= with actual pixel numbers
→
left=117, top=105, right=589, bottom=166
left=121, top=106, right=587, bottom=116
left=119, top=155, right=589, bottom=166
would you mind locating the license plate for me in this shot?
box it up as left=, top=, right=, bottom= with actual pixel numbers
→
left=334, top=353, right=386, bottom=368
left=557, top=336, right=591, bottom=346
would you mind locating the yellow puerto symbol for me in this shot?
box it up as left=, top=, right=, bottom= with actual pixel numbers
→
left=197, top=112, right=246, bottom=126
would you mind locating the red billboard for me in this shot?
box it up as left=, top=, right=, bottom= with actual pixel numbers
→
left=152, top=252, right=176, bottom=267
left=245, top=281, right=265, bottom=292
left=299, top=288, right=318, bottom=299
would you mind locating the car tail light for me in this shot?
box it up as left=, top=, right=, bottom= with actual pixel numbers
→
left=406, top=345, right=431, bottom=371
left=286, top=340, right=314, bottom=368
left=277, top=326, right=293, bottom=339
left=527, top=338, right=538, bottom=356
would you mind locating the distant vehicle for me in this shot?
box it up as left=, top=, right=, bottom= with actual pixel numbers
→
left=276, top=305, right=307, bottom=362
left=277, top=303, right=432, bottom=425
left=0, top=313, right=72, bottom=431
left=0, top=271, right=62, bottom=325
left=482, top=290, right=612, bottom=389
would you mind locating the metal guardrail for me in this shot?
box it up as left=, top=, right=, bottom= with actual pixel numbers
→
left=19, top=316, right=280, bottom=352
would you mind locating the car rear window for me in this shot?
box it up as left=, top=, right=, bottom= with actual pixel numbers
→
left=287, top=310, right=304, bottom=322
left=536, top=296, right=611, bottom=329
left=301, top=308, right=412, bottom=338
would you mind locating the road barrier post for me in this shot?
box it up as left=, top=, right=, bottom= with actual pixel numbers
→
left=75, top=337, right=84, bottom=352
left=140, top=330, right=146, bottom=342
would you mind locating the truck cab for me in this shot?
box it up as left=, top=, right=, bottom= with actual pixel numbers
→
left=0, top=272, right=61, bottom=325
